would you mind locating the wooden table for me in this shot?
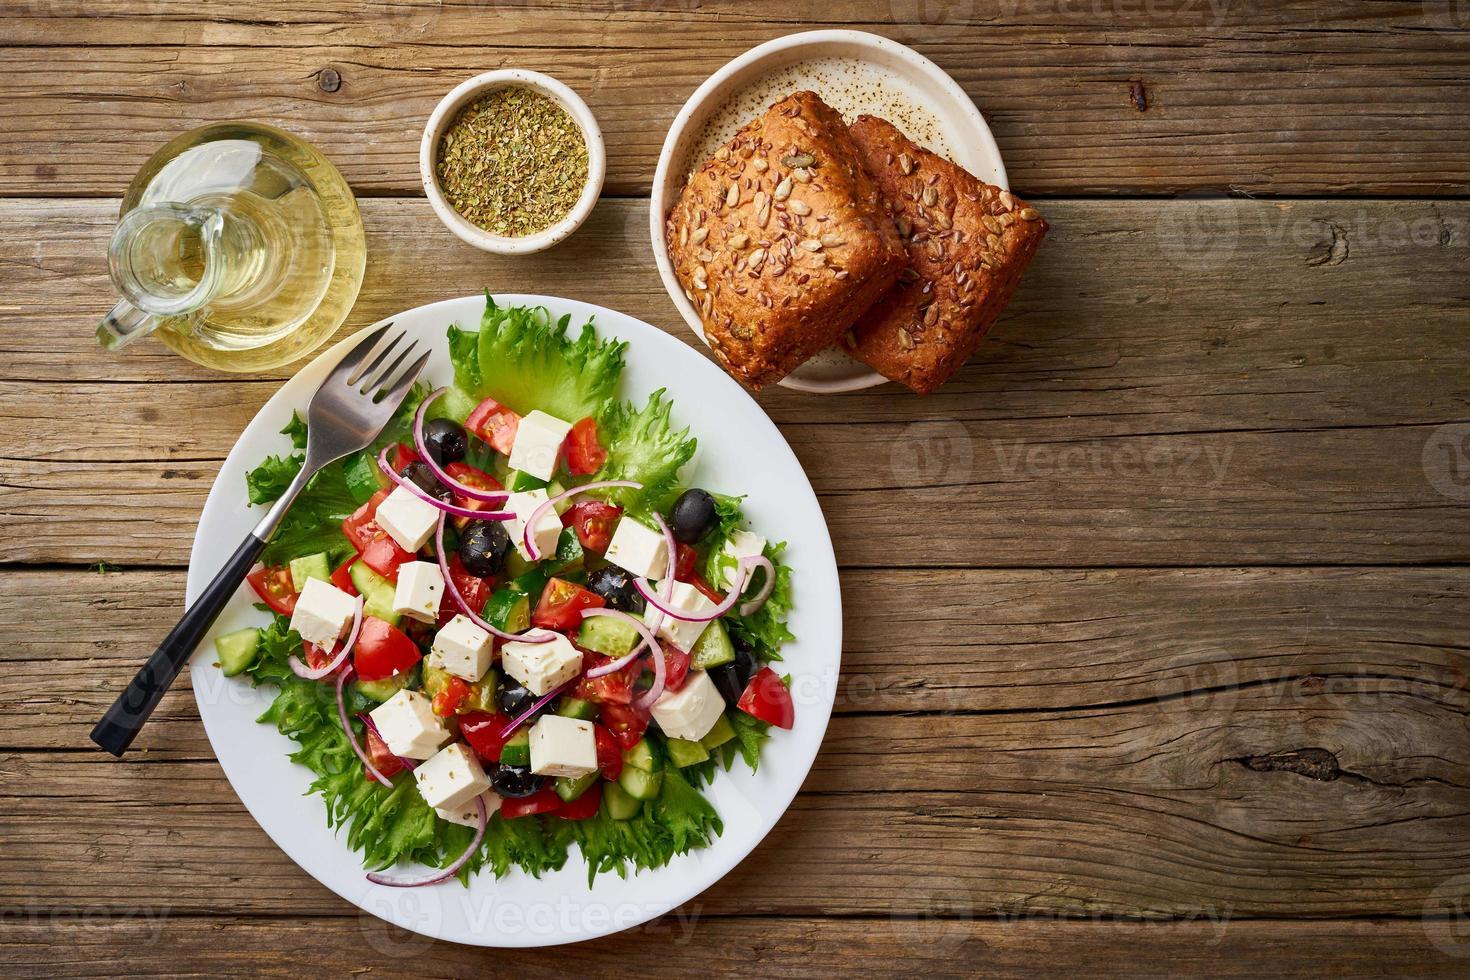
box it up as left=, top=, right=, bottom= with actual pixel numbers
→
left=4, top=3, right=1469, bottom=975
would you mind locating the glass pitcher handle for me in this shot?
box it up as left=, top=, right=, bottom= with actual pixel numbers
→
left=97, top=299, right=160, bottom=350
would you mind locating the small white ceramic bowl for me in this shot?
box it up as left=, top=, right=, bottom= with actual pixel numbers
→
left=421, top=69, right=605, bottom=255
left=651, top=30, right=1008, bottom=393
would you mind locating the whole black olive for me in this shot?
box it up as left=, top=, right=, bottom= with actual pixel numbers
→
left=490, top=762, right=545, bottom=798
left=668, top=488, right=718, bottom=544
left=709, top=643, right=757, bottom=706
left=495, top=678, right=539, bottom=718
left=585, top=565, right=645, bottom=613
left=422, top=417, right=469, bottom=466
left=401, top=461, right=451, bottom=501
left=458, top=520, right=511, bottom=577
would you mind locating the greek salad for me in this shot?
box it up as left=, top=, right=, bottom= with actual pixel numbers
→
left=217, top=295, right=795, bottom=887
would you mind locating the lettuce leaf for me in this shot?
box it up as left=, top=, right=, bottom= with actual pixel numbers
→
left=724, top=541, right=794, bottom=662
left=593, top=389, right=697, bottom=514
left=570, top=768, right=723, bottom=886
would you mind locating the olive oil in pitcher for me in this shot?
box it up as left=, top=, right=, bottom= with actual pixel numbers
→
left=98, top=122, right=366, bottom=372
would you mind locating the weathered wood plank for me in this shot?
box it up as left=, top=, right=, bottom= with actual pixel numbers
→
left=3, top=2, right=1470, bottom=197
left=1, top=916, right=1465, bottom=978
left=5, top=567, right=1467, bottom=739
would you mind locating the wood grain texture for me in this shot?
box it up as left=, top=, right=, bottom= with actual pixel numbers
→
left=3, top=2, right=1470, bottom=197
left=2, top=916, right=1468, bottom=979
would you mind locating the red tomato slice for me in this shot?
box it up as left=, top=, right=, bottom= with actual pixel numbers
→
left=672, top=542, right=697, bottom=581
left=662, top=645, right=691, bottom=692
left=593, top=724, right=622, bottom=781
left=363, top=724, right=405, bottom=780
left=390, top=442, right=421, bottom=471
left=555, top=781, right=603, bottom=821
left=563, top=417, right=607, bottom=476
left=500, top=787, right=562, bottom=820
left=465, top=397, right=521, bottom=455
left=444, top=462, right=506, bottom=529
left=330, top=560, right=359, bottom=597
left=599, top=701, right=649, bottom=750
left=342, top=490, right=390, bottom=553
left=574, top=653, right=637, bottom=705
left=432, top=676, right=472, bottom=716
left=246, top=565, right=298, bottom=616
left=342, top=491, right=416, bottom=581
left=736, top=666, right=795, bottom=730
left=562, top=499, right=622, bottom=553
left=358, top=535, right=414, bottom=583
left=439, top=553, right=492, bottom=626
left=460, top=710, right=512, bottom=764
left=353, top=617, right=422, bottom=681
left=531, top=577, right=605, bottom=634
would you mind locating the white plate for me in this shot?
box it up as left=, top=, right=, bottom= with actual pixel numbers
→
left=650, top=29, right=1008, bottom=394
left=186, top=294, right=841, bottom=947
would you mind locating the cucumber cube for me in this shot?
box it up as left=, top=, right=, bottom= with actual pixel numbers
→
left=215, top=627, right=261, bottom=677
left=555, top=771, right=599, bottom=803
left=618, top=763, right=663, bottom=801
left=289, top=552, right=332, bottom=592
left=602, top=781, right=642, bottom=820
left=665, top=737, right=709, bottom=768
left=700, top=713, right=737, bottom=751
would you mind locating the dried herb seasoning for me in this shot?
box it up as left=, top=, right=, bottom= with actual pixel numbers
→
left=436, top=86, right=589, bottom=237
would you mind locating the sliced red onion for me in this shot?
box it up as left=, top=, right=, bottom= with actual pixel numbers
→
left=633, top=555, right=772, bottom=623
left=634, top=632, right=668, bottom=712
left=434, top=514, right=554, bottom=644
left=377, top=446, right=511, bottom=521
left=289, top=596, right=364, bottom=680
left=738, top=555, right=776, bottom=617
left=522, top=479, right=644, bottom=559
left=412, top=387, right=511, bottom=504
left=360, top=711, right=416, bottom=772
left=498, top=679, right=577, bottom=740
left=366, top=794, right=487, bottom=888
left=641, top=513, right=679, bottom=640
left=582, top=608, right=663, bottom=678
left=337, top=667, right=394, bottom=788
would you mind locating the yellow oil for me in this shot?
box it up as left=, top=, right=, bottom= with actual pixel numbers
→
left=118, top=122, right=366, bottom=372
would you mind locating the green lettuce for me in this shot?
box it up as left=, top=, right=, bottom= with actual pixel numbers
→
left=593, top=389, right=697, bottom=513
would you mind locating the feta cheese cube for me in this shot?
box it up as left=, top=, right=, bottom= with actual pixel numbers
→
left=508, top=410, right=574, bottom=481
left=500, top=489, right=562, bottom=560
left=604, top=516, right=670, bottom=580
left=642, top=581, right=712, bottom=652
left=413, top=743, right=492, bottom=811
left=651, top=670, right=725, bottom=742
left=718, top=530, right=767, bottom=588
left=368, top=690, right=449, bottom=760
left=528, top=715, right=598, bottom=778
left=392, top=560, right=444, bottom=623
left=501, top=633, right=583, bottom=696
left=435, top=790, right=502, bottom=827
left=429, top=614, right=493, bottom=682
left=374, top=485, right=440, bottom=553
left=288, top=577, right=358, bottom=649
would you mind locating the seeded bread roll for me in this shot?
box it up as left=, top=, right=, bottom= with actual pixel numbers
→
left=842, top=114, right=1048, bottom=395
left=666, top=91, right=907, bottom=389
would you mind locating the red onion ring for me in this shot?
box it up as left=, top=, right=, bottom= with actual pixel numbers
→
left=434, top=513, right=554, bottom=644
left=289, top=596, right=364, bottom=680
left=337, top=666, right=394, bottom=788
left=581, top=608, right=664, bottom=678
left=377, top=445, right=511, bottom=521
left=522, top=479, right=643, bottom=560
left=366, top=794, right=487, bottom=888
left=632, top=554, right=774, bottom=622
left=640, top=512, right=679, bottom=640
left=359, top=711, right=417, bottom=772
left=498, top=679, right=577, bottom=740
left=634, top=630, right=668, bottom=712
left=738, top=555, right=776, bottom=617
left=411, top=387, right=511, bottom=504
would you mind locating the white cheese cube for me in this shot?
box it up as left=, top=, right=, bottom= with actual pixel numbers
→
left=392, top=560, right=444, bottom=624
left=368, top=690, right=449, bottom=760
left=435, top=790, right=502, bottom=827
left=501, top=633, right=583, bottom=696
left=429, top=614, right=493, bottom=682
left=500, top=489, right=562, bottom=560
left=288, top=577, right=357, bottom=650
left=651, top=670, right=725, bottom=742
left=604, top=516, right=670, bottom=580
left=374, top=485, right=441, bottom=553
left=414, top=743, right=493, bottom=811
left=528, top=715, right=598, bottom=778
left=718, top=530, right=767, bottom=588
left=642, top=581, right=712, bottom=652
left=508, top=410, right=574, bottom=481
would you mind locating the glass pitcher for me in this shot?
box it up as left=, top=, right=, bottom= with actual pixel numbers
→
left=98, top=122, right=366, bottom=373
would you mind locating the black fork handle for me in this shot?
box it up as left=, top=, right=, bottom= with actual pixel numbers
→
left=90, top=532, right=267, bottom=757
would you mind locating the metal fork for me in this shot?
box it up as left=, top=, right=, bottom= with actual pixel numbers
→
left=90, top=324, right=430, bottom=757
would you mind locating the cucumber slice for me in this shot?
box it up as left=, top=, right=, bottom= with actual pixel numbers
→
left=602, top=781, right=642, bottom=820
left=507, top=470, right=548, bottom=492
left=215, top=627, right=261, bottom=677
left=618, top=763, right=663, bottom=801
left=546, top=480, right=571, bottom=515
left=665, top=737, right=709, bottom=768
left=288, top=552, right=331, bottom=592
left=577, top=615, right=638, bottom=657
left=501, top=729, right=531, bottom=767
left=700, top=712, right=736, bottom=751
left=556, top=697, right=599, bottom=721
left=348, top=561, right=400, bottom=626
left=354, top=667, right=419, bottom=703
left=690, top=619, right=736, bottom=671
left=468, top=670, right=499, bottom=712
left=555, top=771, right=599, bottom=803
left=342, top=450, right=384, bottom=504
left=622, top=738, right=662, bottom=773
left=483, top=587, right=530, bottom=633
left=543, top=527, right=584, bottom=576
left=510, top=568, right=549, bottom=606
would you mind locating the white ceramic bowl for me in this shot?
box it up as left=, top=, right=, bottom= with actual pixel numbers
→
left=421, top=70, right=605, bottom=254
left=650, top=30, right=1008, bottom=394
